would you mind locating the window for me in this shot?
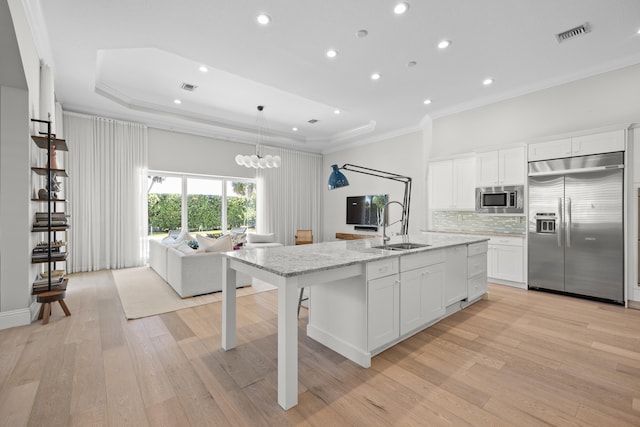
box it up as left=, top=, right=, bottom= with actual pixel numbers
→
left=146, top=173, right=257, bottom=239
left=187, top=177, right=222, bottom=237
left=226, top=180, right=256, bottom=232
left=147, top=175, right=182, bottom=237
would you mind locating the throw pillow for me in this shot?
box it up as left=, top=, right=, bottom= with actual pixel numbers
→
left=246, top=233, right=275, bottom=244
left=175, top=230, right=196, bottom=243
left=196, top=234, right=233, bottom=253
left=175, top=242, right=196, bottom=254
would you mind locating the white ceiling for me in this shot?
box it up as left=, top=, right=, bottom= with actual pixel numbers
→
left=30, top=0, right=640, bottom=153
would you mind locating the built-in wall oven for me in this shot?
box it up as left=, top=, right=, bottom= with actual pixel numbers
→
left=475, top=185, right=524, bottom=214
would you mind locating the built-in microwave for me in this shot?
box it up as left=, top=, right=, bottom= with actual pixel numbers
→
left=475, top=185, right=524, bottom=214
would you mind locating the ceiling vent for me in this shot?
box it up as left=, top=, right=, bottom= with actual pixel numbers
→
left=556, top=23, right=590, bottom=43
left=180, top=82, right=197, bottom=91
left=308, top=119, right=319, bottom=124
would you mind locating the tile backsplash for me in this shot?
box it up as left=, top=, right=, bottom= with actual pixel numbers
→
left=432, top=211, right=526, bottom=235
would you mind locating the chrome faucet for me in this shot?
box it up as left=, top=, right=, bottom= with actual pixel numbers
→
left=382, top=200, right=404, bottom=243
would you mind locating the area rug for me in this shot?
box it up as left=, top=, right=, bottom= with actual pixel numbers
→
left=113, top=266, right=276, bottom=319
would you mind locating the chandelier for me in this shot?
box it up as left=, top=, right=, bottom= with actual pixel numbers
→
left=235, top=105, right=281, bottom=168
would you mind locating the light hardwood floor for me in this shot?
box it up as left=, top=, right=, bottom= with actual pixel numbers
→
left=1, top=270, right=639, bottom=426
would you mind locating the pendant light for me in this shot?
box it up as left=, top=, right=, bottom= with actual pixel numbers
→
left=235, top=105, right=281, bottom=168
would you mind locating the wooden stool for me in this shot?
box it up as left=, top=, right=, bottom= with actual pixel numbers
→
left=36, top=290, right=71, bottom=324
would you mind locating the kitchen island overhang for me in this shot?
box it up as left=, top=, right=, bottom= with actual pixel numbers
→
left=221, top=233, right=489, bottom=410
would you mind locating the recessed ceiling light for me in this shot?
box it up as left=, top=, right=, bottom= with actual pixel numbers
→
left=423, top=99, right=432, bottom=105
left=437, top=40, right=451, bottom=49
left=292, top=127, right=298, bottom=132
left=174, top=99, right=182, bottom=104
left=334, top=109, right=341, bottom=115
left=356, top=29, right=369, bottom=38
left=371, top=72, right=381, bottom=80
left=394, top=2, right=410, bottom=15
left=256, top=14, right=271, bottom=25
left=199, top=66, right=208, bottom=72
left=326, top=49, right=338, bottom=58
left=637, top=28, right=640, bottom=34
left=483, top=78, right=494, bottom=86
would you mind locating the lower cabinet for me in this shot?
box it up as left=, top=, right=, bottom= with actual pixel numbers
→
left=487, top=236, right=524, bottom=284
left=367, top=274, right=400, bottom=351
left=365, top=244, right=486, bottom=353
left=444, top=245, right=468, bottom=305
left=400, top=263, right=445, bottom=335
left=467, top=242, right=489, bottom=301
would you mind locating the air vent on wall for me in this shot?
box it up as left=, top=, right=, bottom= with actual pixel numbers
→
left=556, top=23, right=590, bottom=43
left=308, top=119, right=318, bottom=124
left=180, top=82, right=197, bottom=91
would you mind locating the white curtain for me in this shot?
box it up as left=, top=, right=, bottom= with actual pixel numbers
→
left=63, top=112, right=148, bottom=272
left=256, top=147, right=323, bottom=245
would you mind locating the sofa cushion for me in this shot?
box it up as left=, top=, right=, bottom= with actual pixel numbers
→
left=175, top=242, right=197, bottom=254
left=196, top=234, right=233, bottom=253
left=247, top=232, right=276, bottom=244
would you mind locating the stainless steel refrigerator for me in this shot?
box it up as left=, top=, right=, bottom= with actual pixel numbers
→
left=528, top=152, right=624, bottom=303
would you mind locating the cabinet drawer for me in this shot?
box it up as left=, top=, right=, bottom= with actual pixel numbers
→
left=489, top=236, right=523, bottom=247
left=468, top=241, right=488, bottom=256
left=367, top=258, right=399, bottom=280
left=468, top=272, right=488, bottom=301
left=401, top=250, right=444, bottom=272
left=468, top=253, right=487, bottom=278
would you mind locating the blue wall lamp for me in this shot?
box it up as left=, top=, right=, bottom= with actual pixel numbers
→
left=328, top=163, right=412, bottom=235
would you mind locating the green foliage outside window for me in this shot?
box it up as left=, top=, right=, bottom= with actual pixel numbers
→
left=148, top=190, right=256, bottom=235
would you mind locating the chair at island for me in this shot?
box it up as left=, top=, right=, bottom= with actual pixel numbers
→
left=295, top=229, right=313, bottom=316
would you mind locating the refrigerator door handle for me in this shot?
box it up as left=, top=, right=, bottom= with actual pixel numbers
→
left=557, top=197, right=563, bottom=247
left=566, top=197, right=572, bottom=248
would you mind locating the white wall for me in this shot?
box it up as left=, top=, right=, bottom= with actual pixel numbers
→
left=0, top=0, right=43, bottom=329
left=148, top=128, right=257, bottom=179
left=0, top=86, right=31, bottom=325
left=323, top=130, right=425, bottom=241
left=431, top=62, right=640, bottom=158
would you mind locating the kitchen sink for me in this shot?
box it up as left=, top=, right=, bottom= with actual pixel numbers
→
left=373, top=242, right=431, bottom=251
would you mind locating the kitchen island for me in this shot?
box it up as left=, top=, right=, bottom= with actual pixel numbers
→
left=221, top=233, right=488, bottom=410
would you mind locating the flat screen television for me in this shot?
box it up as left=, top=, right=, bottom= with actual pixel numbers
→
left=346, top=195, right=388, bottom=226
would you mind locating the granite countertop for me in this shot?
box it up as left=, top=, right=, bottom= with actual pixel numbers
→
left=224, top=233, right=488, bottom=278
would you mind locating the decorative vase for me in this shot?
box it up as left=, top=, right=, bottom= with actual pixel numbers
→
left=46, top=145, right=58, bottom=170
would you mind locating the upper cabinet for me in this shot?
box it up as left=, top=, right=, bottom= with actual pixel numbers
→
left=528, top=130, right=625, bottom=162
left=476, top=146, right=525, bottom=187
left=429, top=156, right=476, bottom=210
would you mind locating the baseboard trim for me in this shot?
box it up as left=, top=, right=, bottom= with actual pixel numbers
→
left=0, top=306, right=33, bottom=330
left=306, top=324, right=371, bottom=368
left=627, top=300, right=640, bottom=310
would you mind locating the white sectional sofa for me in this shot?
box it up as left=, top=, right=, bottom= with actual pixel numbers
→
left=148, top=232, right=283, bottom=298
left=148, top=238, right=251, bottom=298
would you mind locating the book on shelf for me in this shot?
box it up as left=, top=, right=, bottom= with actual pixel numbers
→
left=32, top=277, right=68, bottom=293
left=33, top=247, right=62, bottom=254
left=33, top=275, right=65, bottom=286
left=35, top=212, right=69, bottom=218
left=34, top=240, right=66, bottom=249
left=40, top=269, right=65, bottom=278
left=32, top=252, right=67, bottom=261
left=32, top=225, right=69, bottom=232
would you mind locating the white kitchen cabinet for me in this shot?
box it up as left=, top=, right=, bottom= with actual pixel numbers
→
left=467, top=242, right=488, bottom=301
left=487, top=236, right=525, bottom=285
left=476, top=146, right=525, bottom=186
left=572, top=130, right=625, bottom=156
left=528, top=130, right=625, bottom=162
left=400, top=251, right=445, bottom=335
left=444, top=245, right=468, bottom=305
left=429, top=156, right=476, bottom=210
left=368, top=273, right=399, bottom=351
